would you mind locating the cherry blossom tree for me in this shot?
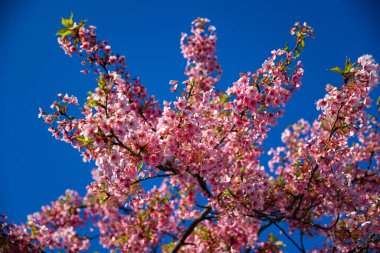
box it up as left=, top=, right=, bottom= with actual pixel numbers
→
left=1, top=13, right=379, bottom=252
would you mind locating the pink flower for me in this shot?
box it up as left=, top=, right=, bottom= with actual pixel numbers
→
left=109, top=56, right=117, bottom=65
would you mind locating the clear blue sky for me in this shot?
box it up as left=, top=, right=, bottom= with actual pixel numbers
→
left=0, top=0, right=379, bottom=251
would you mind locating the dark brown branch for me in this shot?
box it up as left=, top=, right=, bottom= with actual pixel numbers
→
left=157, top=163, right=212, bottom=198
left=86, top=234, right=101, bottom=240
left=213, top=125, right=235, bottom=149
left=272, top=222, right=305, bottom=253
left=119, top=206, right=133, bottom=214
left=193, top=173, right=212, bottom=198
left=364, top=150, right=375, bottom=177
left=352, top=102, right=378, bottom=183
left=300, top=230, right=305, bottom=252
left=138, top=108, right=157, bottom=132
left=131, top=173, right=177, bottom=186
left=110, top=130, right=142, bottom=159
left=183, top=167, right=212, bottom=198
left=157, top=163, right=179, bottom=174
left=326, top=102, right=344, bottom=146
left=170, top=206, right=212, bottom=253
left=258, top=221, right=272, bottom=236
left=58, top=111, right=75, bottom=121
left=305, top=213, right=340, bottom=231
left=92, top=52, right=109, bottom=74
left=176, top=80, right=195, bottom=129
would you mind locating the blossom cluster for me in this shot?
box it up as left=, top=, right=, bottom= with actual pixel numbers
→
left=2, top=14, right=379, bottom=252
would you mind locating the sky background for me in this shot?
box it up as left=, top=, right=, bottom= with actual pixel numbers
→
left=0, top=0, right=379, bottom=251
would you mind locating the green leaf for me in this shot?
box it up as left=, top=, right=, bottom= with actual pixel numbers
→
left=224, top=188, right=235, bottom=197
left=197, top=226, right=211, bottom=240
left=344, top=164, right=352, bottom=171
left=76, top=135, right=93, bottom=147
left=284, top=43, right=289, bottom=52
left=199, top=233, right=210, bottom=240
left=162, top=242, right=175, bottom=252
left=269, top=232, right=276, bottom=243
left=98, top=192, right=109, bottom=205
left=343, top=58, right=356, bottom=74
left=330, top=66, right=344, bottom=75
left=299, top=39, right=305, bottom=49
left=145, top=228, right=153, bottom=240
left=114, top=235, right=128, bottom=244
left=199, top=226, right=209, bottom=234
left=78, top=20, right=87, bottom=29
left=61, top=12, right=74, bottom=27
left=275, top=176, right=285, bottom=188
left=340, top=123, right=348, bottom=133
left=138, top=211, right=148, bottom=221
left=97, top=77, right=107, bottom=89
left=30, top=225, right=39, bottom=236
left=292, top=161, right=303, bottom=167
left=295, top=48, right=300, bottom=58
left=345, top=63, right=355, bottom=74
left=61, top=18, right=73, bottom=28
left=218, top=92, right=230, bottom=105
left=159, top=196, right=169, bottom=205
left=56, top=28, right=72, bottom=37
left=87, top=98, right=99, bottom=107
left=345, top=57, right=350, bottom=68
left=189, top=79, right=195, bottom=88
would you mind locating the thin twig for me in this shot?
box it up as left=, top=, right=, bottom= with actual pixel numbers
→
left=300, top=230, right=305, bottom=252
left=131, top=173, right=177, bottom=186
left=258, top=221, right=273, bottom=236
left=272, top=222, right=305, bottom=253
left=138, top=108, right=157, bottom=132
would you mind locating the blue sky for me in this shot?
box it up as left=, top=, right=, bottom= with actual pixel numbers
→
left=0, top=0, right=379, bottom=251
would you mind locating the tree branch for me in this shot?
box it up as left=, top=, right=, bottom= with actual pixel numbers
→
left=193, top=172, right=212, bottom=198
left=138, top=107, right=157, bottom=132
left=272, top=222, right=305, bottom=253
left=300, top=230, right=305, bottom=252
left=170, top=206, right=212, bottom=253
left=110, top=130, right=142, bottom=159
left=258, top=221, right=272, bottom=236
left=131, top=173, right=177, bottom=186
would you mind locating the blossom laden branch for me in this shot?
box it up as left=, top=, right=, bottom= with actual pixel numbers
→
left=170, top=206, right=212, bottom=253
left=2, top=13, right=379, bottom=252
